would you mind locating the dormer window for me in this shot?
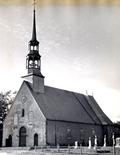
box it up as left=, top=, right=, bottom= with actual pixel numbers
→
left=22, top=109, right=25, bottom=117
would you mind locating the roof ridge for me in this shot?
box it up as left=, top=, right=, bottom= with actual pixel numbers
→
left=72, top=92, right=99, bottom=124
left=84, top=95, right=103, bottom=124
left=45, top=85, right=84, bottom=95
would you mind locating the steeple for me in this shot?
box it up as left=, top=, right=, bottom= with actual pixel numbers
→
left=23, top=0, right=44, bottom=93
left=30, top=1, right=39, bottom=46
left=26, top=0, right=43, bottom=76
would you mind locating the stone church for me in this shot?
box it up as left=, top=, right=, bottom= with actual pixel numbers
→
left=2, top=6, right=113, bottom=147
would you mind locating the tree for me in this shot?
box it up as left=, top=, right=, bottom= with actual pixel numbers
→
left=0, top=91, right=17, bottom=124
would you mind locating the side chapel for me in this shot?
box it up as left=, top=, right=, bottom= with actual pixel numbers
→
left=2, top=5, right=114, bottom=147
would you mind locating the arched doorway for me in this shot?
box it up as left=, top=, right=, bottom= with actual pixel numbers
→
left=19, top=126, right=27, bottom=147
left=6, top=135, right=12, bottom=147
left=34, top=133, right=38, bottom=146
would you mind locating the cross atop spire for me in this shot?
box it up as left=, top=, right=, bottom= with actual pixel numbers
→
left=33, top=0, right=36, bottom=10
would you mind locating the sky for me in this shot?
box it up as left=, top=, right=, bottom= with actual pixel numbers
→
left=0, top=0, right=120, bottom=122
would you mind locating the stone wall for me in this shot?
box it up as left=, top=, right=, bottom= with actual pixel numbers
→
left=2, top=82, right=46, bottom=147
left=46, top=120, right=104, bottom=146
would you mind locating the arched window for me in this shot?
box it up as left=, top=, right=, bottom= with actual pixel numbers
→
left=34, top=133, right=38, bottom=146
left=35, top=60, right=38, bottom=68
left=34, top=46, right=37, bottom=50
left=22, top=109, right=25, bottom=117
left=30, top=46, right=33, bottom=50
left=67, top=128, right=72, bottom=140
left=29, top=60, right=34, bottom=68
left=92, top=128, right=95, bottom=136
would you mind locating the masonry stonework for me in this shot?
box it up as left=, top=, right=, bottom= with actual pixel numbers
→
left=46, top=120, right=104, bottom=146
left=2, top=82, right=46, bottom=147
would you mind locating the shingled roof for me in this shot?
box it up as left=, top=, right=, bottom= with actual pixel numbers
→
left=25, top=81, right=112, bottom=125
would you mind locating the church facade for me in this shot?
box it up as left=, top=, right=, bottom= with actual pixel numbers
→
left=2, top=6, right=114, bottom=147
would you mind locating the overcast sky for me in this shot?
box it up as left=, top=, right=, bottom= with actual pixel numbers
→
left=0, top=0, right=120, bottom=122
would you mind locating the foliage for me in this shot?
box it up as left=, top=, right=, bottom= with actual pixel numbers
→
left=0, top=91, right=17, bottom=124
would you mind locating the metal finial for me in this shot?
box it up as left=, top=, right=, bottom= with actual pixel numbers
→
left=33, top=0, right=36, bottom=10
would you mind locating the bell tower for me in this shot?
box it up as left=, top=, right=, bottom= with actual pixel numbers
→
left=23, top=1, right=44, bottom=93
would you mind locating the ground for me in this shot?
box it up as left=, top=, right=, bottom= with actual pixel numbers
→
left=0, top=147, right=120, bottom=155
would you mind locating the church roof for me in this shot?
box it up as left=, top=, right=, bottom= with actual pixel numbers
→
left=25, top=81, right=112, bottom=125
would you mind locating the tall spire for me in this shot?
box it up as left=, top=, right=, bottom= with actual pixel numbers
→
left=31, top=0, right=38, bottom=44
left=32, top=0, right=36, bottom=41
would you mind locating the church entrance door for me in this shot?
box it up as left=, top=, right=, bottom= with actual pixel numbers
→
left=34, top=133, right=38, bottom=146
left=19, top=126, right=27, bottom=147
left=6, top=135, right=12, bottom=147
